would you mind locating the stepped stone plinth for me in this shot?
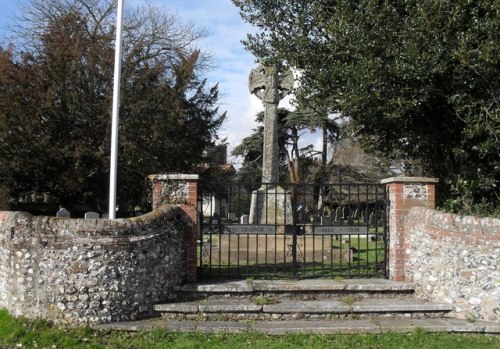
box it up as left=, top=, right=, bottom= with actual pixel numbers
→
left=248, top=185, right=293, bottom=225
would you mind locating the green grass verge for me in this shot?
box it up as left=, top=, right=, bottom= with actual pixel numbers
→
left=1, top=309, right=499, bottom=349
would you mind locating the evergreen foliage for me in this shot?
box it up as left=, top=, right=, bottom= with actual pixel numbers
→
left=232, top=108, right=338, bottom=184
left=233, top=0, right=499, bottom=215
left=0, top=0, right=225, bottom=211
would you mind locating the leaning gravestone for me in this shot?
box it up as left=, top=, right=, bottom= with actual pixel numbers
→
left=248, top=64, right=294, bottom=225
left=56, top=207, right=71, bottom=218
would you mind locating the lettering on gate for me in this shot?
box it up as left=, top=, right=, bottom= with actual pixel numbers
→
left=224, top=225, right=276, bottom=234
left=314, top=226, right=368, bottom=235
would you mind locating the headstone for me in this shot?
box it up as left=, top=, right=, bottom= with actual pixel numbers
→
left=378, top=209, right=385, bottom=223
left=248, top=64, right=294, bottom=225
left=322, top=206, right=331, bottom=217
left=354, top=208, right=360, bottom=220
left=334, top=207, right=342, bottom=222
left=227, top=212, right=237, bottom=223
left=369, top=212, right=376, bottom=225
left=240, top=214, right=249, bottom=224
left=84, top=211, right=99, bottom=219
left=348, top=214, right=354, bottom=225
left=56, top=207, right=70, bottom=218
left=321, top=216, right=332, bottom=225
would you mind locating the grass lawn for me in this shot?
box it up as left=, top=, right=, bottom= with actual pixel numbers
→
left=1, top=309, right=498, bottom=349
left=198, top=232, right=387, bottom=278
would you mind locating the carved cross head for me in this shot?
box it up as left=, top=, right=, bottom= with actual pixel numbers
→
left=248, top=64, right=294, bottom=104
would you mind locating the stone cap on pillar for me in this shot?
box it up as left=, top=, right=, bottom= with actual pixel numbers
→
left=148, top=174, right=199, bottom=181
left=381, top=176, right=439, bottom=184
left=149, top=173, right=199, bottom=209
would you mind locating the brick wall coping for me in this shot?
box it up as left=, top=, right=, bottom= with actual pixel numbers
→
left=381, top=176, right=439, bottom=184
left=148, top=174, right=199, bottom=181
left=407, top=206, right=500, bottom=236
left=0, top=205, right=187, bottom=236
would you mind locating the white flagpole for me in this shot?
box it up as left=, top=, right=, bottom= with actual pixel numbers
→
left=109, top=0, right=124, bottom=219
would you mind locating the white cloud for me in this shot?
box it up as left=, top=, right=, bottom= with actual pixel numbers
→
left=156, top=0, right=264, bottom=163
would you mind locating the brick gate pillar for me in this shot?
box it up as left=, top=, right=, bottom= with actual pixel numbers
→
left=381, top=177, right=438, bottom=282
left=149, top=174, right=198, bottom=283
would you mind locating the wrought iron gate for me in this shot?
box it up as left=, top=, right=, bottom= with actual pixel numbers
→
left=198, top=182, right=388, bottom=279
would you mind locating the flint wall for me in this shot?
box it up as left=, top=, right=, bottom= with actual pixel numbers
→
left=0, top=205, right=190, bottom=325
left=404, top=207, right=499, bottom=321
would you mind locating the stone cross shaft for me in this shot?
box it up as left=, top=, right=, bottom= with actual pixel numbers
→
left=249, top=65, right=294, bottom=183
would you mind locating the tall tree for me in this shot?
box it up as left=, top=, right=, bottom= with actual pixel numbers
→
left=232, top=108, right=337, bottom=185
left=233, top=0, right=499, bottom=214
left=0, top=0, right=225, bottom=212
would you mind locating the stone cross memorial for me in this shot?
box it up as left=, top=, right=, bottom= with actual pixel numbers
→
left=248, top=64, right=294, bottom=183
left=248, top=65, right=294, bottom=225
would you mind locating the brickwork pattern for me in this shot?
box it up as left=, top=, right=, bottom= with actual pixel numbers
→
left=383, top=178, right=437, bottom=281
left=149, top=174, right=198, bottom=282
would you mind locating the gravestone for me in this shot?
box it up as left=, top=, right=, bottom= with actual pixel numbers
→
left=354, top=208, right=360, bottom=220
left=84, top=211, right=100, bottom=219
left=321, top=216, right=332, bottom=225
left=348, top=214, right=354, bottom=225
left=56, top=207, right=70, bottom=218
left=369, top=212, right=376, bottom=225
left=240, top=214, right=249, bottom=224
left=248, top=64, right=294, bottom=225
left=227, top=213, right=237, bottom=223
left=334, top=207, right=342, bottom=222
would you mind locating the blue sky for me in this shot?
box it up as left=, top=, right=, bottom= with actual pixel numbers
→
left=0, top=0, right=311, bottom=166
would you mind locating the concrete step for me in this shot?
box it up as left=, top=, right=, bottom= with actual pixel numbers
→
left=98, top=279, right=497, bottom=335
left=97, top=318, right=500, bottom=335
left=179, top=279, right=416, bottom=301
left=155, top=298, right=453, bottom=321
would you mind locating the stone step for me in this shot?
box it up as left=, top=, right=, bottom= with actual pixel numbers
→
left=179, top=279, right=416, bottom=300
left=155, top=298, right=453, bottom=321
left=97, top=318, right=500, bottom=335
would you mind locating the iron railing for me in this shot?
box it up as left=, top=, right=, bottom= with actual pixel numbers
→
left=198, top=182, right=387, bottom=279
